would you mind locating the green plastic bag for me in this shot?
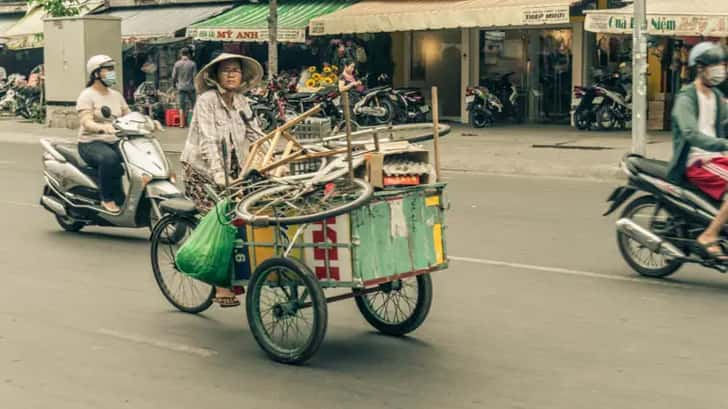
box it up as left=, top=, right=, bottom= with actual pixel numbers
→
left=175, top=199, right=236, bottom=287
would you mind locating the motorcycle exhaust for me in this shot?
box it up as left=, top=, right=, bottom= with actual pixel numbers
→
left=616, top=218, right=685, bottom=259
left=40, top=195, right=67, bottom=217
left=358, top=106, right=387, bottom=117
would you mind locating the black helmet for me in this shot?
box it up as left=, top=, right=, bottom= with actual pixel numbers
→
left=689, top=42, right=727, bottom=67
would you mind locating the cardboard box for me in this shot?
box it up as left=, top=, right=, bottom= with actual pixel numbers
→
left=366, top=147, right=432, bottom=188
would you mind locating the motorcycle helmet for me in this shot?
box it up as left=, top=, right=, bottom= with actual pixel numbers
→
left=86, top=54, right=115, bottom=76
left=688, top=42, right=727, bottom=67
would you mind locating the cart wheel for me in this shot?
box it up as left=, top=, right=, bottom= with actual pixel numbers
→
left=246, top=257, right=327, bottom=365
left=151, top=215, right=215, bottom=314
left=354, top=273, right=433, bottom=336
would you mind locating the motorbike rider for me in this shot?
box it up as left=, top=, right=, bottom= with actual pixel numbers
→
left=76, top=55, right=130, bottom=214
left=667, top=42, right=728, bottom=258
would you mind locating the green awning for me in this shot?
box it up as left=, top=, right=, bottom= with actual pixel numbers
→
left=187, top=0, right=353, bottom=43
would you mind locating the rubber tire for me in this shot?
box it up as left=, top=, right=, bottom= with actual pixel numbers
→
left=55, top=214, right=85, bottom=232
left=596, top=105, right=617, bottom=130
left=254, top=107, right=276, bottom=132
left=151, top=215, right=215, bottom=314
left=470, top=109, right=490, bottom=128
left=148, top=200, right=188, bottom=244
left=355, top=274, right=433, bottom=336
left=616, top=196, right=683, bottom=278
left=575, top=110, right=591, bottom=130
left=237, top=178, right=374, bottom=226
left=246, top=257, right=327, bottom=365
left=373, top=98, right=396, bottom=125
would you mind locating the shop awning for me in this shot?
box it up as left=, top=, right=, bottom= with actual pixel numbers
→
left=1, top=0, right=103, bottom=50
left=98, top=4, right=232, bottom=42
left=309, top=0, right=579, bottom=35
left=584, top=0, right=728, bottom=37
left=187, top=0, right=354, bottom=43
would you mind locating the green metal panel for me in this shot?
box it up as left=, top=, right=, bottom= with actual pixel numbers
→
left=351, top=184, right=447, bottom=282
left=190, top=0, right=353, bottom=30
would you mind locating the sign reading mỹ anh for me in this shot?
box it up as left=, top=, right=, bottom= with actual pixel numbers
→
left=187, top=28, right=306, bottom=43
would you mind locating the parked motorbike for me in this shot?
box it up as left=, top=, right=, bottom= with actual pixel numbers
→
left=595, top=65, right=632, bottom=130
left=0, top=74, right=42, bottom=120
left=133, top=81, right=166, bottom=121
left=482, top=72, right=523, bottom=123
left=465, top=86, right=503, bottom=128
left=572, top=84, right=606, bottom=130
left=39, top=107, right=184, bottom=235
left=372, top=74, right=430, bottom=124
left=605, top=154, right=728, bottom=278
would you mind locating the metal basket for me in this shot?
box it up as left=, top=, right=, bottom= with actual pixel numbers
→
left=293, top=117, right=331, bottom=144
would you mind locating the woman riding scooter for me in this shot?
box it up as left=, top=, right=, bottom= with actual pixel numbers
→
left=76, top=55, right=130, bottom=213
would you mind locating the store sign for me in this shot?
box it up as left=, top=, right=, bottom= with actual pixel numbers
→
left=586, top=13, right=728, bottom=37
left=521, top=6, right=570, bottom=25
left=188, top=28, right=306, bottom=43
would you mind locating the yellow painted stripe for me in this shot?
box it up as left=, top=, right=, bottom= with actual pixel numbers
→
left=433, top=223, right=444, bottom=264
left=425, top=195, right=440, bottom=207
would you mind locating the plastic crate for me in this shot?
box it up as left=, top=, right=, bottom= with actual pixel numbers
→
left=293, top=117, right=331, bottom=144
left=289, top=157, right=324, bottom=176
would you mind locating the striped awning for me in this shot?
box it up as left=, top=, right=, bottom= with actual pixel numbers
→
left=188, top=0, right=353, bottom=43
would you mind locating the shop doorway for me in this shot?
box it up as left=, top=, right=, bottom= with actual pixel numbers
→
left=409, top=29, right=462, bottom=119
left=479, top=28, right=573, bottom=124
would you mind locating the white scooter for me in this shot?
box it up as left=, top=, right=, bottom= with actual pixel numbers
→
left=39, top=107, right=184, bottom=234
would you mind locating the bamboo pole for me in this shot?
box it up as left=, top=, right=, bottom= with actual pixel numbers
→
left=431, top=86, right=441, bottom=182
left=342, top=91, right=354, bottom=181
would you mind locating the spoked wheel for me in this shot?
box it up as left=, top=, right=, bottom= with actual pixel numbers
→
left=470, top=109, right=492, bottom=128
left=148, top=200, right=188, bottom=244
left=246, top=257, right=327, bottom=365
left=597, top=105, right=617, bottom=130
left=151, top=216, right=215, bottom=313
left=355, top=274, right=433, bottom=336
left=617, top=196, right=683, bottom=278
left=236, top=178, right=373, bottom=226
left=372, top=98, right=396, bottom=125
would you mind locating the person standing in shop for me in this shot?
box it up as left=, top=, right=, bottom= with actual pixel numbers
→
left=172, top=47, right=197, bottom=128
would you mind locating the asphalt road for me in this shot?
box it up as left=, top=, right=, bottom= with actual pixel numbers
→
left=2, top=140, right=728, bottom=409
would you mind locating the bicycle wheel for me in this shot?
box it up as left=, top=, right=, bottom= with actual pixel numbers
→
left=236, top=178, right=373, bottom=226
left=355, top=274, right=433, bottom=336
left=246, top=257, right=327, bottom=365
left=151, top=215, right=215, bottom=314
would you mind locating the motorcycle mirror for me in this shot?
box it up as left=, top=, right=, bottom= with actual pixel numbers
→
left=100, top=106, right=112, bottom=118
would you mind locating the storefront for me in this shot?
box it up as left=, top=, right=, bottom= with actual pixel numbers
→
left=584, top=1, right=728, bottom=130
left=309, top=0, right=591, bottom=123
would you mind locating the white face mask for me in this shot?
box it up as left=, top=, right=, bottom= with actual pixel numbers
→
left=704, top=65, right=727, bottom=87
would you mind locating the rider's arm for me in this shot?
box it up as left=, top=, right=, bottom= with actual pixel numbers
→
left=78, top=110, right=112, bottom=134
left=673, top=93, right=728, bottom=151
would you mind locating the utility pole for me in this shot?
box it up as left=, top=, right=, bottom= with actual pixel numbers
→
left=632, top=0, right=648, bottom=155
left=267, top=0, right=278, bottom=80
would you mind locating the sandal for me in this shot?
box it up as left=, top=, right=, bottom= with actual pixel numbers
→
left=696, top=240, right=728, bottom=261
left=213, top=296, right=240, bottom=308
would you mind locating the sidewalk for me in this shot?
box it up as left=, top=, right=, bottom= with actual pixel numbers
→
left=0, top=117, right=673, bottom=181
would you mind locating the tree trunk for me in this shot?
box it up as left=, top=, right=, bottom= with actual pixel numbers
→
left=268, top=0, right=278, bottom=80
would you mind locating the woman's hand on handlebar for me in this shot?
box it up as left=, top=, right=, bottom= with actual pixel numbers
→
left=100, top=123, right=117, bottom=135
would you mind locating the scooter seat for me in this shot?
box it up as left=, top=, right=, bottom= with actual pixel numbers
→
left=160, top=198, right=198, bottom=216
left=626, top=154, right=722, bottom=207
left=626, top=156, right=669, bottom=180
left=287, top=92, right=316, bottom=101
left=54, top=143, right=98, bottom=178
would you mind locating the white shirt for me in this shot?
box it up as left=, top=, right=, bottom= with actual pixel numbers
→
left=687, top=90, right=720, bottom=167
